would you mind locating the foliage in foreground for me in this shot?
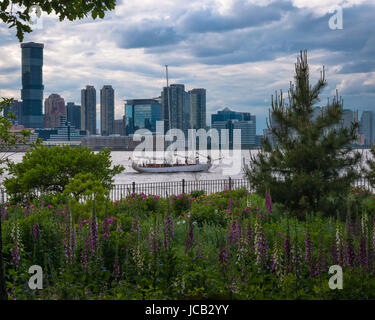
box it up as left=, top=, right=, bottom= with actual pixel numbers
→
left=0, top=0, right=116, bottom=42
left=2, top=186, right=375, bottom=300
left=4, top=144, right=124, bottom=204
left=0, top=97, right=32, bottom=300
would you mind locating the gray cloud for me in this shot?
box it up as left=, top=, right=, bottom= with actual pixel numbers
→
left=1, top=0, right=375, bottom=133
left=117, top=21, right=185, bottom=48
left=177, top=1, right=294, bottom=34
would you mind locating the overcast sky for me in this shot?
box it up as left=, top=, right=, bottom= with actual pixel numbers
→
left=0, top=0, right=374, bottom=134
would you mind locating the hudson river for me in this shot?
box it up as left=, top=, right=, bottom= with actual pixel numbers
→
left=0, top=149, right=371, bottom=185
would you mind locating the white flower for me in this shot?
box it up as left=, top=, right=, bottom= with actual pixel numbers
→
left=182, top=220, right=186, bottom=224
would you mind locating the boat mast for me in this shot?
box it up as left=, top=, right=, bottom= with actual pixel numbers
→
left=165, top=65, right=171, bottom=132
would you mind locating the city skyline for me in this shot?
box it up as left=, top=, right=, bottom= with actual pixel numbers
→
left=0, top=0, right=374, bottom=134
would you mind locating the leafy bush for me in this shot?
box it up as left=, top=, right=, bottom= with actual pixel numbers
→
left=4, top=144, right=124, bottom=203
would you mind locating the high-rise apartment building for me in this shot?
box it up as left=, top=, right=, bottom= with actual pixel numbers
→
left=81, top=85, right=97, bottom=135
left=100, top=85, right=114, bottom=136
left=44, top=94, right=66, bottom=128
left=161, top=84, right=185, bottom=131
left=66, top=102, right=81, bottom=130
left=20, top=42, right=44, bottom=128
left=3, top=100, right=23, bottom=124
left=342, top=109, right=358, bottom=130
left=189, top=88, right=206, bottom=130
left=114, top=117, right=126, bottom=136
left=360, top=110, right=374, bottom=146
left=184, top=91, right=190, bottom=133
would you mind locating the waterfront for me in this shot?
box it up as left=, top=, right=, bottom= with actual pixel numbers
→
left=0, top=149, right=371, bottom=185
left=0, top=150, right=255, bottom=184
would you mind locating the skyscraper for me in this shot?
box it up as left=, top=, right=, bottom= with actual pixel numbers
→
left=20, top=42, right=44, bottom=128
left=211, top=107, right=256, bottom=149
left=44, top=94, right=66, bottom=128
left=81, top=85, right=96, bottom=135
left=189, top=88, right=206, bottom=130
left=125, top=99, right=162, bottom=135
left=342, top=109, right=358, bottom=130
left=3, top=100, right=22, bottom=124
left=360, top=110, right=374, bottom=146
left=114, top=117, right=126, bottom=136
left=66, top=102, right=81, bottom=130
left=184, top=91, right=190, bottom=133
left=161, top=84, right=185, bottom=131
left=100, top=85, right=114, bottom=136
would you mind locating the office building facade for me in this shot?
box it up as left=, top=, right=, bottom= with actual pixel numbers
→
left=3, top=100, right=23, bottom=124
left=20, top=42, right=44, bottom=128
left=100, top=85, right=115, bottom=136
left=360, top=110, right=374, bottom=146
left=211, top=107, right=256, bottom=149
left=81, top=85, right=97, bottom=135
left=125, top=99, right=162, bottom=135
left=44, top=93, right=66, bottom=128
left=161, top=84, right=185, bottom=131
left=66, top=102, right=81, bottom=130
left=189, top=88, right=206, bottom=130
left=114, top=117, right=126, bottom=136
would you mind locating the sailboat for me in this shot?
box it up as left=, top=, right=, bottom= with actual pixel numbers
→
left=130, top=66, right=213, bottom=173
left=131, top=159, right=212, bottom=173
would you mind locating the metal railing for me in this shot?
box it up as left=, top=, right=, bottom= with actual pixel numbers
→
left=1, top=177, right=374, bottom=203
left=109, top=178, right=251, bottom=200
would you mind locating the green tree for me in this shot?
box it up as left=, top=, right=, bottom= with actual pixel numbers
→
left=0, top=0, right=116, bottom=42
left=0, top=97, right=32, bottom=300
left=4, top=144, right=124, bottom=203
left=363, top=147, right=375, bottom=188
left=244, top=50, right=362, bottom=217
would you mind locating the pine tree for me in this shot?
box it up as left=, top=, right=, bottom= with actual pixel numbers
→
left=244, top=50, right=362, bottom=217
left=363, top=147, right=375, bottom=188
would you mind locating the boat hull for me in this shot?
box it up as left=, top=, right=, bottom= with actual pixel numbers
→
left=132, top=162, right=212, bottom=173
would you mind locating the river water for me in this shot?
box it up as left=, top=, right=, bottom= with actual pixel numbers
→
left=0, top=149, right=371, bottom=185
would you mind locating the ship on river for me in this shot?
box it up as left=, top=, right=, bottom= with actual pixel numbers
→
left=131, top=156, right=212, bottom=173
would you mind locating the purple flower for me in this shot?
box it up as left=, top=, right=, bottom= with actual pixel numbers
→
left=185, top=220, right=194, bottom=253
left=32, top=224, right=40, bottom=242
left=163, top=214, right=175, bottom=249
left=265, top=191, right=272, bottom=213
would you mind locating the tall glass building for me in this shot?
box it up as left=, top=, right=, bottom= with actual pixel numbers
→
left=360, top=110, right=374, bottom=146
left=3, top=100, right=22, bottom=124
left=21, top=42, right=44, bottom=128
left=189, top=88, right=206, bottom=130
left=211, top=107, right=256, bottom=149
left=100, top=85, right=115, bottom=136
left=66, top=102, right=81, bottom=130
left=81, top=85, right=97, bottom=135
left=161, top=84, right=185, bottom=131
left=125, top=99, right=162, bottom=135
